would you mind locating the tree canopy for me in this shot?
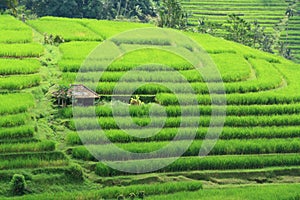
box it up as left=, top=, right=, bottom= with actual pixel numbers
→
left=19, top=0, right=159, bottom=21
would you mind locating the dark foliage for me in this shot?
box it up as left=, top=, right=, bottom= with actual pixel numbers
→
left=10, top=174, right=26, bottom=196
left=19, top=0, right=158, bottom=22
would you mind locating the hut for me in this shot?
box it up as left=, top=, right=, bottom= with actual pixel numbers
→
left=53, top=84, right=100, bottom=107
left=70, top=84, right=100, bottom=106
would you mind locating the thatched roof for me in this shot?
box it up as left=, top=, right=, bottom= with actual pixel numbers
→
left=53, top=84, right=99, bottom=99
left=69, top=84, right=99, bottom=99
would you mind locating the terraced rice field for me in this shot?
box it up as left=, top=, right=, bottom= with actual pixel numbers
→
left=282, top=1, right=300, bottom=62
left=182, top=0, right=300, bottom=62
left=27, top=17, right=300, bottom=182
left=0, top=15, right=70, bottom=195
left=182, top=0, right=291, bottom=30
left=1, top=15, right=300, bottom=198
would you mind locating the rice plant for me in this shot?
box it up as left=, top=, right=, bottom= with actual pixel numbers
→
left=0, top=30, right=33, bottom=43
left=0, top=152, right=68, bottom=169
left=0, top=93, right=34, bottom=114
left=0, top=75, right=41, bottom=90
left=95, top=154, right=300, bottom=176
left=71, top=114, right=300, bottom=131
left=0, top=113, right=28, bottom=128
left=0, top=58, right=40, bottom=75
left=13, top=181, right=202, bottom=200
left=0, top=43, right=44, bottom=57
left=0, top=126, right=34, bottom=140
left=67, top=126, right=300, bottom=145
left=0, top=15, right=31, bottom=31
left=28, top=17, right=102, bottom=41
left=81, top=19, right=154, bottom=39
left=72, top=138, right=300, bottom=161
left=0, top=141, right=55, bottom=153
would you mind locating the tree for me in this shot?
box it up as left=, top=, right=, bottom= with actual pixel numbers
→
left=4, top=0, right=18, bottom=16
left=261, top=33, right=274, bottom=53
left=10, top=174, right=26, bottom=196
left=251, top=20, right=265, bottom=48
left=83, top=0, right=104, bottom=19
left=278, top=41, right=293, bottom=60
left=57, top=0, right=81, bottom=18
left=157, top=0, right=188, bottom=29
left=0, top=0, right=7, bottom=10
left=285, top=7, right=295, bottom=18
left=196, top=17, right=219, bottom=35
left=20, top=0, right=157, bottom=21
left=225, top=14, right=275, bottom=53
left=113, top=0, right=157, bottom=21
left=225, top=14, right=251, bottom=45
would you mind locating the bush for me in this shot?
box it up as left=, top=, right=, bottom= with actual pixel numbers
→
left=10, top=174, right=26, bottom=196
left=65, top=164, right=84, bottom=182
left=138, top=191, right=145, bottom=199
left=44, top=33, right=64, bottom=45
left=53, top=35, right=64, bottom=45
left=129, top=193, right=136, bottom=199
left=117, top=194, right=125, bottom=200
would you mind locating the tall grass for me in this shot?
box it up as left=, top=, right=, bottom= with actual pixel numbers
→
left=58, top=47, right=194, bottom=72
left=152, top=183, right=300, bottom=200
left=95, top=76, right=282, bottom=94
left=0, top=126, right=34, bottom=140
left=0, top=141, right=55, bottom=153
left=63, top=68, right=253, bottom=83
left=10, top=181, right=202, bottom=200
left=0, top=113, right=28, bottom=128
left=0, top=58, right=40, bottom=75
left=63, top=103, right=300, bottom=119
left=210, top=53, right=251, bottom=81
left=0, top=75, right=41, bottom=90
left=156, top=92, right=300, bottom=106
left=0, top=15, right=31, bottom=31
left=72, top=138, right=300, bottom=161
left=66, top=126, right=300, bottom=145
left=59, top=41, right=100, bottom=60
left=28, top=17, right=102, bottom=41
left=0, top=152, right=68, bottom=169
left=0, top=93, right=34, bottom=114
left=81, top=19, right=153, bottom=39
left=95, top=154, right=300, bottom=176
left=71, top=114, right=300, bottom=130
left=0, top=30, right=33, bottom=43
left=0, top=43, right=44, bottom=57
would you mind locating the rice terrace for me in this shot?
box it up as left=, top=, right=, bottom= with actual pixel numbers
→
left=0, top=0, right=300, bottom=199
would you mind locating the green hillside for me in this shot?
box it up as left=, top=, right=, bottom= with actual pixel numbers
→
left=0, top=15, right=76, bottom=197
left=0, top=14, right=300, bottom=199
left=284, top=1, right=300, bottom=62
left=182, top=0, right=300, bottom=62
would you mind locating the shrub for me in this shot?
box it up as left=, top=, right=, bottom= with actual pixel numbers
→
left=10, top=174, right=26, bottom=196
left=65, top=164, right=84, bottom=182
left=44, top=33, right=65, bottom=45
left=53, top=35, right=65, bottom=45
left=117, top=194, right=125, bottom=200
left=138, top=191, right=145, bottom=199
left=129, top=193, right=136, bottom=199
